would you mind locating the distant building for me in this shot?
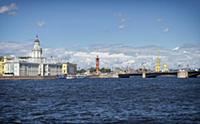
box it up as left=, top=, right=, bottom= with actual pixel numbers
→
left=162, top=64, right=169, bottom=72
left=4, top=61, right=39, bottom=76
left=0, top=57, right=5, bottom=76
left=40, top=63, right=62, bottom=76
left=3, top=62, right=15, bottom=76
left=3, top=35, right=77, bottom=77
left=32, top=35, right=43, bottom=63
left=155, top=57, right=161, bottom=72
left=0, top=56, right=13, bottom=76
left=62, top=63, right=77, bottom=75
left=177, top=70, right=188, bottom=78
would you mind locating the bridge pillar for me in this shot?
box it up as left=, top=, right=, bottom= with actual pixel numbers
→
left=142, top=72, right=146, bottom=78
left=177, top=70, right=188, bottom=78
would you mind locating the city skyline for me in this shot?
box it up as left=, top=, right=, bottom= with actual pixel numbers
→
left=0, top=0, right=200, bottom=48
left=1, top=39, right=200, bottom=69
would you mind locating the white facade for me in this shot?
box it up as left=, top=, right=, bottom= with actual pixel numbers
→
left=19, top=63, right=39, bottom=76
left=4, top=61, right=63, bottom=76
left=3, top=62, right=14, bottom=75
left=4, top=62, right=39, bottom=76
left=44, top=64, right=62, bottom=76
left=3, top=35, right=76, bottom=77
left=39, top=63, right=62, bottom=76
left=32, top=35, right=43, bottom=63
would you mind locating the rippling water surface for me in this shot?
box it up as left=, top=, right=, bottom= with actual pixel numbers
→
left=0, top=77, right=200, bottom=123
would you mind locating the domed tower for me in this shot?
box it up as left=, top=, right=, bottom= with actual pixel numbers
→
left=32, top=35, right=42, bottom=63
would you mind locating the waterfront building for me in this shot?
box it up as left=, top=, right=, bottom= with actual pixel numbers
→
left=0, top=57, right=5, bottom=76
left=4, top=61, right=64, bottom=77
left=3, top=62, right=14, bottom=76
left=177, top=70, right=188, bottom=78
left=0, top=56, right=13, bottom=76
left=4, top=61, right=39, bottom=76
left=32, top=35, right=43, bottom=63
left=162, top=64, right=169, bottom=72
left=40, top=63, right=62, bottom=76
left=3, top=35, right=77, bottom=77
left=62, top=63, right=77, bottom=75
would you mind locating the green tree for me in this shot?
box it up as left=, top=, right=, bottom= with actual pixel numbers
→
left=100, top=68, right=111, bottom=73
left=89, top=67, right=96, bottom=73
left=77, top=69, right=86, bottom=74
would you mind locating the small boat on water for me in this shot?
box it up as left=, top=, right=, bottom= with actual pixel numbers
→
left=66, top=75, right=76, bottom=79
left=57, top=74, right=87, bottom=80
left=66, top=75, right=87, bottom=79
left=76, top=74, right=87, bottom=79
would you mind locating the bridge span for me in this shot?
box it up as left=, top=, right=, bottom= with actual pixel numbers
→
left=118, top=71, right=200, bottom=78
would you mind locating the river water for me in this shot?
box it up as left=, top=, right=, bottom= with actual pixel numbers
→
left=0, top=77, right=200, bottom=123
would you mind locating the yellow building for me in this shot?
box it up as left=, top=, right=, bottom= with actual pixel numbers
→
left=155, top=57, right=161, bottom=72
left=163, top=64, right=169, bottom=72
left=62, top=62, right=77, bottom=75
left=0, top=57, right=6, bottom=76
left=0, top=58, right=4, bottom=76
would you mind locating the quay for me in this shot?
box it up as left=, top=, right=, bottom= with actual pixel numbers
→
left=0, top=76, right=57, bottom=80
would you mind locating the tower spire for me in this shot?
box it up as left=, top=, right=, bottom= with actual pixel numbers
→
left=155, top=49, right=161, bottom=72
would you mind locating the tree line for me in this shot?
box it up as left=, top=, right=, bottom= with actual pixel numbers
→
left=77, top=67, right=111, bottom=74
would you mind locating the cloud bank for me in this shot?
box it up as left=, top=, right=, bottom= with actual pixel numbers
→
left=0, top=41, right=200, bottom=70
left=0, top=3, right=18, bottom=15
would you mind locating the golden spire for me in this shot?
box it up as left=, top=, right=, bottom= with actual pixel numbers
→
left=155, top=49, right=161, bottom=72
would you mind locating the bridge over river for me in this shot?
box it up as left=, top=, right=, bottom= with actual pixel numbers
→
left=118, top=71, right=200, bottom=78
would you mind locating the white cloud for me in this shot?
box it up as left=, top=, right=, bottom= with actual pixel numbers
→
left=0, top=3, right=18, bottom=15
left=37, top=21, right=45, bottom=27
left=120, top=17, right=126, bottom=23
left=156, top=18, right=171, bottom=33
left=163, top=27, right=169, bottom=32
left=0, top=42, right=200, bottom=70
left=172, top=46, right=180, bottom=51
left=156, top=18, right=162, bottom=22
left=118, top=24, right=126, bottom=30
left=0, top=42, right=32, bottom=56
left=117, top=12, right=127, bottom=30
left=183, top=51, right=189, bottom=54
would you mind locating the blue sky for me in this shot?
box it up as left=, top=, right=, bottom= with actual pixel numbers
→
left=0, top=0, right=200, bottom=48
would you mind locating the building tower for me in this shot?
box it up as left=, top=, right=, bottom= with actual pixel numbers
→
left=155, top=57, right=161, bottom=72
left=163, top=64, right=169, bottom=72
left=32, top=35, right=42, bottom=63
left=155, top=57, right=160, bottom=72
left=96, top=55, right=100, bottom=75
left=155, top=50, right=161, bottom=72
